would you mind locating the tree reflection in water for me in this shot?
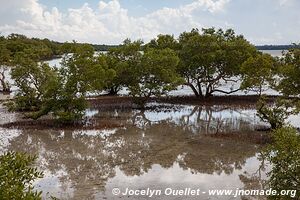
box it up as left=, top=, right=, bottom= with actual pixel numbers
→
left=4, top=104, right=267, bottom=199
left=112, top=104, right=262, bottom=134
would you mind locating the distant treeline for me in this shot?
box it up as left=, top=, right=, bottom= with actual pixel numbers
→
left=0, top=33, right=69, bottom=61
left=0, top=33, right=117, bottom=60
left=91, top=44, right=119, bottom=51
left=256, top=45, right=300, bottom=50
left=2, top=33, right=299, bottom=52
left=94, top=44, right=300, bottom=51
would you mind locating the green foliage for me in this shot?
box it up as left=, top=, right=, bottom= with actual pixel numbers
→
left=99, top=44, right=133, bottom=95
left=0, top=152, right=43, bottom=200
left=98, top=54, right=126, bottom=95
left=257, top=45, right=300, bottom=129
left=89, top=54, right=116, bottom=92
left=256, top=96, right=297, bottom=130
left=0, top=37, right=12, bottom=92
left=5, top=33, right=62, bottom=61
left=146, top=34, right=179, bottom=50
left=241, top=53, right=276, bottom=95
left=92, top=44, right=119, bottom=51
left=11, top=55, right=58, bottom=113
left=0, top=43, right=11, bottom=66
left=0, top=33, right=72, bottom=93
left=59, top=44, right=96, bottom=94
left=107, top=39, right=182, bottom=106
left=128, top=48, right=183, bottom=107
left=10, top=43, right=115, bottom=123
left=109, top=39, right=143, bottom=61
left=53, top=44, right=114, bottom=122
left=106, top=39, right=143, bottom=95
left=177, top=28, right=257, bottom=97
left=265, top=127, right=300, bottom=199
left=277, top=46, right=300, bottom=97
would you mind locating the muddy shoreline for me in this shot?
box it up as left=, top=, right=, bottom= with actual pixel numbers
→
left=88, top=95, right=278, bottom=109
left=0, top=95, right=273, bottom=130
left=0, top=118, right=123, bottom=130
left=0, top=95, right=273, bottom=144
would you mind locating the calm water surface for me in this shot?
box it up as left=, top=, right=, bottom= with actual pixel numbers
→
left=0, top=103, right=275, bottom=199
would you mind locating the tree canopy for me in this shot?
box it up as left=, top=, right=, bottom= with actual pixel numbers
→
left=177, top=28, right=258, bottom=97
left=127, top=47, right=183, bottom=107
left=277, top=46, right=300, bottom=97
left=9, top=43, right=115, bottom=122
left=241, top=53, right=277, bottom=96
left=264, top=127, right=300, bottom=199
left=4, top=29, right=300, bottom=123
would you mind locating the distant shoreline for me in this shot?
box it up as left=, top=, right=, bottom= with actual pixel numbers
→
left=256, top=45, right=299, bottom=50
left=91, top=44, right=298, bottom=51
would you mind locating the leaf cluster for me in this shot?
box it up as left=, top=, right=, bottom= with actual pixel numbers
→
left=264, top=127, right=300, bottom=199
left=0, top=152, right=43, bottom=200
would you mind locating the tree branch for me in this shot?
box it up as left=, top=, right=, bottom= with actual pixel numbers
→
left=213, top=88, right=241, bottom=94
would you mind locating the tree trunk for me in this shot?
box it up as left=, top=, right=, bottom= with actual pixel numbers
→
left=205, top=86, right=212, bottom=98
left=196, top=80, right=203, bottom=97
left=205, top=92, right=213, bottom=98
left=258, top=86, right=262, bottom=97
left=108, top=88, right=118, bottom=96
left=0, top=74, right=11, bottom=93
left=185, top=83, right=201, bottom=97
left=107, top=86, right=120, bottom=96
left=133, top=97, right=148, bottom=110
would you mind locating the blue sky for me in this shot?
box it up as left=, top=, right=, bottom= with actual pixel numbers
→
left=0, top=0, right=299, bottom=45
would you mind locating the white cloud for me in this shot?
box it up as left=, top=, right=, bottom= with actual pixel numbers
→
left=0, top=0, right=231, bottom=44
left=183, top=0, right=231, bottom=13
left=278, top=0, right=290, bottom=6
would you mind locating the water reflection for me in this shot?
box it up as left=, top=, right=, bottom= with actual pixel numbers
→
left=0, top=104, right=270, bottom=199
left=95, top=103, right=264, bottom=134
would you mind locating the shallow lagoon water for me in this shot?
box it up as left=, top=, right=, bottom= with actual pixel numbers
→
left=2, top=127, right=266, bottom=200
left=0, top=103, right=276, bottom=199
left=0, top=49, right=298, bottom=199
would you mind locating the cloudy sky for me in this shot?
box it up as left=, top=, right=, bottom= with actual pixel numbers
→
left=0, top=0, right=299, bottom=45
